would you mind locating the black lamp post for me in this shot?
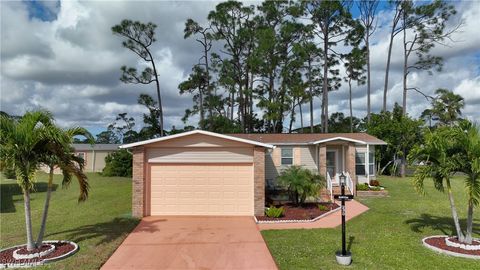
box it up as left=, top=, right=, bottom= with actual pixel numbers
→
left=334, top=172, right=353, bottom=265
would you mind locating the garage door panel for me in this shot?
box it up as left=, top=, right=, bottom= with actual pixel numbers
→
left=150, top=164, right=254, bottom=216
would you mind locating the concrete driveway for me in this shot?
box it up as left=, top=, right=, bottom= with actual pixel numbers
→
left=101, top=216, right=277, bottom=270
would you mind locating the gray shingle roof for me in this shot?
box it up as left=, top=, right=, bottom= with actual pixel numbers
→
left=72, top=144, right=120, bottom=151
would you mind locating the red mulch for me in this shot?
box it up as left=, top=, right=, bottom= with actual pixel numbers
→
left=257, top=202, right=339, bottom=221
left=0, top=242, right=76, bottom=265
left=425, top=236, right=480, bottom=256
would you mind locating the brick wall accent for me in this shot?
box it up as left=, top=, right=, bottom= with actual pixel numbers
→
left=254, top=146, right=266, bottom=216
left=346, top=143, right=357, bottom=194
left=319, top=144, right=327, bottom=178
left=132, top=146, right=145, bottom=218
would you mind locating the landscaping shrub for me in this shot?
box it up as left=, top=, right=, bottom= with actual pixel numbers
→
left=356, top=183, right=369, bottom=191
left=102, top=149, right=132, bottom=177
left=369, top=180, right=380, bottom=186
left=317, top=204, right=329, bottom=211
left=277, top=165, right=325, bottom=206
left=265, top=206, right=284, bottom=218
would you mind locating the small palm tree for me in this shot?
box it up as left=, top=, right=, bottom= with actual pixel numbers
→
left=277, top=165, right=325, bottom=206
left=0, top=110, right=92, bottom=251
left=1, top=111, right=55, bottom=250
left=410, top=124, right=480, bottom=244
left=36, top=125, right=93, bottom=245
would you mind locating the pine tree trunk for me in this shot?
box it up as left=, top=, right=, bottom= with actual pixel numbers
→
left=308, top=60, right=314, bottom=133
left=36, top=166, right=54, bottom=246
left=447, top=179, right=466, bottom=242
left=366, top=34, right=371, bottom=122
left=349, top=79, right=353, bottom=133
left=199, top=86, right=204, bottom=129
left=147, top=50, right=164, bottom=137
left=322, top=25, right=329, bottom=133
left=299, top=101, right=304, bottom=133
left=402, top=26, right=408, bottom=116
left=24, top=189, right=36, bottom=251
left=383, top=26, right=395, bottom=112
left=465, top=199, right=474, bottom=244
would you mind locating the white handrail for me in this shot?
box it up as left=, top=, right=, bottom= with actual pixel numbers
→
left=345, top=172, right=354, bottom=195
left=326, top=172, right=333, bottom=201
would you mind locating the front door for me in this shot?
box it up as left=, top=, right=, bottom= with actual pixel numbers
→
left=326, top=151, right=336, bottom=180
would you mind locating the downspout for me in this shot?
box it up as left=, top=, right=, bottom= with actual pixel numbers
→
left=342, top=145, right=345, bottom=173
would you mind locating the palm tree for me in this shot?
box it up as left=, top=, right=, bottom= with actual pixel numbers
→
left=409, top=127, right=466, bottom=242
left=36, top=126, right=93, bottom=245
left=456, top=121, right=480, bottom=244
left=431, top=88, right=465, bottom=126
left=0, top=110, right=92, bottom=251
left=0, top=111, right=55, bottom=250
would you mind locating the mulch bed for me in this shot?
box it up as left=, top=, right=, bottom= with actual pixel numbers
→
left=424, top=236, right=480, bottom=256
left=0, top=241, right=76, bottom=266
left=448, top=237, right=480, bottom=246
left=256, top=202, right=339, bottom=221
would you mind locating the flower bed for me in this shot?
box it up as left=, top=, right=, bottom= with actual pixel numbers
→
left=422, top=236, right=480, bottom=259
left=0, top=241, right=79, bottom=268
left=256, top=202, right=339, bottom=223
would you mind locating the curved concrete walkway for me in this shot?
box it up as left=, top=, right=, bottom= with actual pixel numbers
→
left=102, top=216, right=277, bottom=270
left=257, top=200, right=369, bottom=230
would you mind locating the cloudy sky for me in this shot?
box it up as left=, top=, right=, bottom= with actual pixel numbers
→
left=1, top=0, right=479, bottom=136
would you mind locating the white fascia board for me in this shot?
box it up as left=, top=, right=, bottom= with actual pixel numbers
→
left=310, top=137, right=367, bottom=145
left=119, top=130, right=275, bottom=149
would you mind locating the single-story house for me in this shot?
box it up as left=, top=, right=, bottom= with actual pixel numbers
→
left=40, top=144, right=121, bottom=173
left=120, top=130, right=386, bottom=217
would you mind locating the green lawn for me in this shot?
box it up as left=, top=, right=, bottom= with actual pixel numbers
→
left=262, top=176, right=480, bottom=270
left=0, top=172, right=139, bottom=270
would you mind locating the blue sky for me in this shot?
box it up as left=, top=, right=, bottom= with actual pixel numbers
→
left=1, top=0, right=479, bottom=137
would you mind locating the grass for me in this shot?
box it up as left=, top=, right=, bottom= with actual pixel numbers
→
left=262, top=176, right=480, bottom=269
left=0, top=172, right=139, bottom=270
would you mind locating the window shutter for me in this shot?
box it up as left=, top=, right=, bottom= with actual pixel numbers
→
left=294, top=148, right=302, bottom=165
left=272, top=148, right=280, bottom=167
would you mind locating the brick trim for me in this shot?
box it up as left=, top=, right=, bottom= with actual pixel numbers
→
left=132, top=146, right=145, bottom=218
left=254, top=147, right=265, bottom=216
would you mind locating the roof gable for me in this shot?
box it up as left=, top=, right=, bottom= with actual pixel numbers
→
left=120, top=130, right=275, bottom=149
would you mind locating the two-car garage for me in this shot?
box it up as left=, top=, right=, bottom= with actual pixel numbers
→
left=122, top=130, right=272, bottom=217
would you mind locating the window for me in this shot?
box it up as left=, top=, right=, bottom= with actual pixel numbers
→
left=326, top=151, right=336, bottom=177
left=355, top=152, right=375, bottom=176
left=355, top=152, right=365, bottom=175
left=281, top=148, right=293, bottom=165
left=369, top=152, right=375, bottom=175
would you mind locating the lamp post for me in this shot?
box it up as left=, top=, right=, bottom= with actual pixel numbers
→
left=334, top=172, right=353, bottom=265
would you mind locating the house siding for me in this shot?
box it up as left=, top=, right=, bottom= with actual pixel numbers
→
left=265, top=145, right=318, bottom=185
left=146, top=147, right=253, bottom=163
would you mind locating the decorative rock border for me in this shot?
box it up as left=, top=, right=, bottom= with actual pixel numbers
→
left=445, top=237, right=480, bottom=251
left=422, top=236, right=480, bottom=260
left=0, top=240, right=79, bottom=269
left=255, top=206, right=340, bottom=224
left=12, top=244, right=55, bottom=260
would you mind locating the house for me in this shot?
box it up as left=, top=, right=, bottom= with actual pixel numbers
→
left=40, top=144, right=121, bottom=173
left=120, top=130, right=386, bottom=217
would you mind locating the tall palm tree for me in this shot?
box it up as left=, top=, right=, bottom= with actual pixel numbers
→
left=0, top=111, right=55, bottom=250
left=36, top=126, right=93, bottom=245
left=456, top=121, right=480, bottom=244
left=409, top=127, right=466, bottom=242
left=431, top=88, right=465, bottom=126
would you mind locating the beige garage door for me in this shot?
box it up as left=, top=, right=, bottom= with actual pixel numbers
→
left=150, top=164, right=254, bottom=216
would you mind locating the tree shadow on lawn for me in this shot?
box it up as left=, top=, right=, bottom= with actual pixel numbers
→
left=1, top=183, right=58, bottom=213
left=405, top=213, right=480, bottom=236
left=46, top=217, right=141, bottom=246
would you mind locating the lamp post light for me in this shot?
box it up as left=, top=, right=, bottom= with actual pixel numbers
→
left=334, top=172, right=353, bottom=265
